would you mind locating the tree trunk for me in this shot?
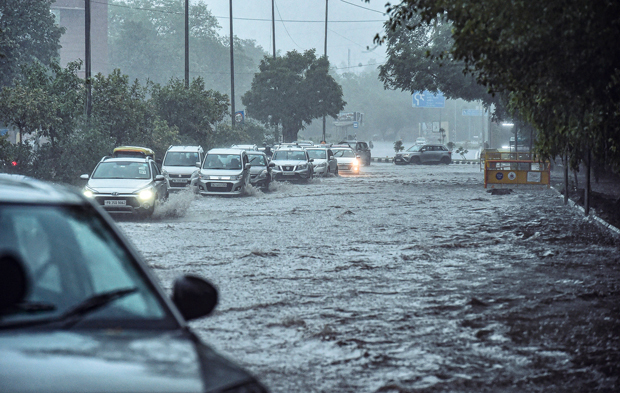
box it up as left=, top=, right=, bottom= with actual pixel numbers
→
left=573, top=168, right=579, bottom=190
left=281, top=122, right=300, bottom=143
left=563, top=155, right=569, bottom=205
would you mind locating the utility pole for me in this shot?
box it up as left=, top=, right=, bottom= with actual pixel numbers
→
left=84, top=0, right=91, bottom=118
left=271, top=0, right=276, bottom=59
left=229, top=0, right=235, bottom=127
left=322, top=0, right=328, bottom=143
left=184, top=0, right=189, bottom=88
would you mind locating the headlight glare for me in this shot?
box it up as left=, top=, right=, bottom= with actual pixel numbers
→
left=138, top=189, right=154, bottom=200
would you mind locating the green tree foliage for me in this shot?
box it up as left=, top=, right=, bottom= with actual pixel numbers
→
left=151, top=77, right=228, bottom=146
left=242, top=50, right=346, bottom=142
left=377, top=0, right=620, bottom=171
left=394, top=140, right=404, bottom=152
left=108, top=0, right=266, bottom=103
left=0, top=0, right=64, bottom=86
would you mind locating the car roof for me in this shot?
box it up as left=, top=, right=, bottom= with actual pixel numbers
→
left=101, top=157, right=151, bottom=163
left=166, top=145, right=203, bottom=152
left=207, top=148, right=244, bottom=154
left=0, top=174, right=85, bottom=205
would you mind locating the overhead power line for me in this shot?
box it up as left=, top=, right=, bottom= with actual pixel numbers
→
left=94, top=0, right=384, bottom=23
left=339, top=0, right=385, bottom=14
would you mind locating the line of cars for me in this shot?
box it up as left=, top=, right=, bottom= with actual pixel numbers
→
left=80, top=142, right=370, bottom=217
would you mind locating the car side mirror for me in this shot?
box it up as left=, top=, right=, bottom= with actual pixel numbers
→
left=155, top=175, right=165, bottom=182
left=80, top=174, right=89, bottom=180
left=420, top=149, right=426, bottom=153
left=172, top=275, right=218, bottom=321
left=269, top=162, right=275, bottom=168
left=195, top=162, right=201, bottom=168
left=245, top=163, right=251, bottom=169
left=309, top=158, right=314, bottom=162
left=356, top=155, right=361, bottom=159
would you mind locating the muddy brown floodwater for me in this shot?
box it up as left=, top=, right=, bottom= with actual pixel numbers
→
left=120, top=163, right=620, bottom=393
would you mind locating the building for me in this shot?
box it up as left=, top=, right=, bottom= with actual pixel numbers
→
left=51, top=0, right=108, bottom=77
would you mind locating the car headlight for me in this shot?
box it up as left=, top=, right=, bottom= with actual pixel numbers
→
left=83, top=186, right=97, bottom=198
left=138, top=188, right=154, bottom=200
left=403, top=154, right=410, bottom=157
left=297, top=164, right=308, bottom=170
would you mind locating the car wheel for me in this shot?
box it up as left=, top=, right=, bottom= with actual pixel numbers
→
left=410, top=157, right=421, bottom=165
left=366, top=158, right=371, bottom=166
left=441, top=156, right=451, bottom=165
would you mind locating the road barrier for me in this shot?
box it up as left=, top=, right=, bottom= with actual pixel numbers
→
left=484, top=150, right=550, bottom=188
left=371, top=157, right=478, bottom=164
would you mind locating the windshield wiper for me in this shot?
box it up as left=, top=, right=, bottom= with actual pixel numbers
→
left=0, top=287, right=137, bottom=330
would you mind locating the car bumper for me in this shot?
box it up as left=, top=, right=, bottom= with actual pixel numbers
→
left=92, top=194, right=155, bottom=214
left=273, top=170, right=311, bottom=180
left=337, top=164, right=359, bottom=173
left=250, top=175, right=270, bottom=187
left=393, top=157, right=409, bottom=164
left=167, top=177, right=192, bottom=190
left=197, top=179, right=246, bottom=195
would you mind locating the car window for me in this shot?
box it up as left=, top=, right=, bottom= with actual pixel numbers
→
left=204, top=154, right=242, bottom=169
left=307, top=150, right=327, bottom=159
left=333, top=150, right=355, bottom=158
left=151, top=162, right=160, bottom=176
left=273, top=151, right=307, bottom=161
left=92, top=162, right=151, bottom=179
left=248, top=155, right=267, bottom=166
left=0, top=205, right=168, bottom=327
left=164, top=152, right=200, bottom=166
left=407, top=145, right=422, bottom=152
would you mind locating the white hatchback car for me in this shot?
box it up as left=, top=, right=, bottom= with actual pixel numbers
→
left=332, top=148, right=360, bottom=174
left=161, top=145, right=204, bottom=191
left=194, top=148, right=251, bottom=195
left=306, top=147, right=338, bottom=176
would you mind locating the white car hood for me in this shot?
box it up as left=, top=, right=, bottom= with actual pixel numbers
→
left=337, top=157, right=357, bottom=164
left=199, top=169, right=243, bottom=177
left=87, top=179, right=153, bottom=193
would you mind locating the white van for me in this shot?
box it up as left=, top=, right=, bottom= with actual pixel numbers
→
left=161, top=146, right=204, bottom=190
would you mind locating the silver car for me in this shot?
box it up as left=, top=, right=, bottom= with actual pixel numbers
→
left=195, top=148, right=251, bottom=195
left=81, top=156, right=168, bottom=217
left=246, top=151, right=274, bottom=189
left=271, top=148, right=314, bottom=181
left=306, top=147, right=338, bottom=176
left=394, top=144, right=452, bottom=165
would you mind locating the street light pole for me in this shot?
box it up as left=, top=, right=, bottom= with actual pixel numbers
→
left=271, top=0, right=276, bottom=59
left=84, top=0, right=91, bottom=119
left=229, top=0, right=235, bottom=127
left=185, top=0, right=189, bottom=88
left=322, top=0, right=328, bottom=143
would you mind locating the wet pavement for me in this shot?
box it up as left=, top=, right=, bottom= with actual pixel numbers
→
left=119, top=163, right=620, bottom=392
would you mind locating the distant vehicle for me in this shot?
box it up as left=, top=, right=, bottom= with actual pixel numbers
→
left=194, top=148, right=252, bottom=195
left=0, top=174, right=268, bottom=393
left=338, top=140, right=371, bottom=166
left=394, top=144, right=452, bottom=165
left=112, top=146, right=155, bottom=160
left=332, top=148, right=360, bottom=174
left=231, top=144, right=258, bottom=151
left=306, top=147, right=338, bottom=176
left=246, top=151, right=274, bottom=189
left=271, top=147, right=314, bottom=182
left=81, top=155, right=168, bottom=217
left=416, top=137, right=427, bottom=145
left=161, top=145, right=204, bottom=191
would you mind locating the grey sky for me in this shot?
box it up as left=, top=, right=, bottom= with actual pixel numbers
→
left=205, top=0, right=388, bottom=70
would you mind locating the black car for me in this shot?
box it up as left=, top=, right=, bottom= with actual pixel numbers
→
left=0, top=174, right=268, bottom=393
left=338, top=140, right=371, bottom=166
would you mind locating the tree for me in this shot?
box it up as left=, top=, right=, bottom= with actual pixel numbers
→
left=242, top=50, right=346, bottom=142
left=0, top=0, right=64, bottom=86
left=151, top=77, right=229, bottom=147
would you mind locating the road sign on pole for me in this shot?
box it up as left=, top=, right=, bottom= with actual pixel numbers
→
left=412, top=91, right=445, bottom=108
left=353, top=121, right=359, bottom=128
left=462, top=109, right=485, bottom=116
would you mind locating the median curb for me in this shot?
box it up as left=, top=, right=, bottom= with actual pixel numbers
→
left=550, top=185, right=620, bottom=238
left=371, top=157, right=479, bottom=165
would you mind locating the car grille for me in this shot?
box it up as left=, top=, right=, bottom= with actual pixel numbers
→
left=206, top=182, right=233, bottom=192
left=283, top=166, right=295, bottom=171
left=169, top=180, right=191, bottom=187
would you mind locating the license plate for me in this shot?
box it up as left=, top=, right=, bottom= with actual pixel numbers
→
left=211, top=182, right=227, bottom=187
left=282, top=172, right=295, bottom=175
left=172, top=179, right=186, bottom=183
left=105, top=200, right=126, bottom=206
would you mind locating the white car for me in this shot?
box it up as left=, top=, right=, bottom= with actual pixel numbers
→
left=81, top=156, right=168, bottom=217
left=161, top=145, right=204, bottom=191
left=306, top=147, right=338, bottom=176
left=271, top=148, right=314, bottom=181
left=332, top=148, right=360, bottom=174
left=194, top=148, right=251, bottom=195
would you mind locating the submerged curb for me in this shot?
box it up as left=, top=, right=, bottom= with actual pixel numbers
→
left=371, top=157, right=479, bottom=164
left=550, top=185, right=620, bottom=238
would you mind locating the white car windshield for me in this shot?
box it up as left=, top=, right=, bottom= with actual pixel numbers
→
left=204, top=154, right=242, bottom=170
left=163, top=152, right=200, bottom=166
left=273, top=151, right=307, bottom=161
left=92, top=162, right=151, bottom=179
left=307, top=150, right=327, bottom=159
left=407, top=145, right=423, bottom=152
left=248, top=155, right=267, bottom=166
left=333, top=150, right=355, bottom=158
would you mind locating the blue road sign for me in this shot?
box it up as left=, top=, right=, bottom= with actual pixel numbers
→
left=353, top=121, right=359, bottom=128
left=412, top=91, right=445, bottom=108
left=462, top=109, right=484, bottom=116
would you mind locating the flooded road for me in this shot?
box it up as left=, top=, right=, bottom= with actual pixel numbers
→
left=119, top=163, right=620, bottom=392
